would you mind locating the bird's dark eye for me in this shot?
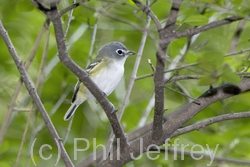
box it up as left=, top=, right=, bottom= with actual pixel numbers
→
left=116, top=49, right=124, bottom=56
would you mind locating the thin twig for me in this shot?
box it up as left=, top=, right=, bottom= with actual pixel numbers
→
left=27, top=86, right=72, bottom=163
left=237, top=72, right=250, bottom=76
left=173, top=111, right=250, bottom=137
left=62, top=0, right=77, bottom=145
left=164, top=86, right=199, bottom=104
left=165, top=75, right=200, bottom=84
left=175, top=82, right=193, bottom=103
left=165, top=72, right=177, bottom=84
left=136, top=46, right=250, bottom=81
left=148, top=59, right=155, bottom=72
left=64, top=0, right=76, bottom=37
left=86, top=19, right=98, bottom=66
left=225, top=48, right=250, bottom=57
left=63, top=114, right=74, bottom=145
left=175, top=16, right=242, bottom=39
left=25, top=106, right=38, bottom=167
left=137, top=93, right=155, bottom=128
left=35, top=28, right=50, bottom=89
left=59, top=2, right=80, bottom=16
left=51, top=87, right=72, bottom=115
left=136, top=63, right=198, bottom=80
left=14, top=104, right=35, bottom=167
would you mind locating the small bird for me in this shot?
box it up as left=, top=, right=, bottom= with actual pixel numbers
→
left=64, top=42, right=135, bottom=120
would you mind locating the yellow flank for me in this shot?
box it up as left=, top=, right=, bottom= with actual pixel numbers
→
left=89, top=58, right=113, bottom=77
left=77, top=58, right=113, bottom=98
left=78, top=83, right=87, bottom=97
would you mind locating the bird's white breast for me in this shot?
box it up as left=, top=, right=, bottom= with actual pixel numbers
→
left=88, top=58, right=126, bottom=98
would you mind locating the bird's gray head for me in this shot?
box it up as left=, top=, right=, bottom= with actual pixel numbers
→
left=97, top=42, right=135, bottom=60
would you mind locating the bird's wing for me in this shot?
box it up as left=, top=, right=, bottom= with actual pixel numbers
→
left=85, top=59, right=103, bottom=74
left=71, top=59, right=103, bottom=103
left=72, top=82, right=80, bottom=103
left=74, top=80, right=81, bottom=91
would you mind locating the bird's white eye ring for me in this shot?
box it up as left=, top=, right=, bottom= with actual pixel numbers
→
left=116, top=49, right=125, bottom=56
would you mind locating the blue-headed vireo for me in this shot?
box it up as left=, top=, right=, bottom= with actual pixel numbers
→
left=64, top=42, right=135, bottom=120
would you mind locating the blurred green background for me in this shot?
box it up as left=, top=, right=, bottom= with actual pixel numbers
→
left=1, top=0, right=250, bottom=166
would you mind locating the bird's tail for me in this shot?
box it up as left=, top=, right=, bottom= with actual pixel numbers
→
left=64, top=102, right=79, bottom=121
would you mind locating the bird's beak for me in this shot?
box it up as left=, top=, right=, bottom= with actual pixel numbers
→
left=126, top=50, right=136, bottom=56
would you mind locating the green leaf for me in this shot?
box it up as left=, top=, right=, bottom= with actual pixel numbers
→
left=221, top=71, right=241, bottom=83
left=242, top=60, right=250, bottom=67
left=15, top=0, right=34, bottom=12
left=198, top=75, right=217, bottom=86
left=221, top=65, right=241, bottom=84
left=199, top=51, right=224, bottom=72
left=183, top=14, right=208, bottom=26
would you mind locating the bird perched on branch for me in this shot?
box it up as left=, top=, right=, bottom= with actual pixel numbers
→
left=64, top=42, right=135, bottom=121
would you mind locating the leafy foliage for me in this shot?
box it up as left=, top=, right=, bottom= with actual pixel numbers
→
left=0, top=0, right=250, bottom=167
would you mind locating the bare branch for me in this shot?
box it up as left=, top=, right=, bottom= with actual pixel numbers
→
left=27, top=1, right=249, bottom=166
left=21, top=28, right=50, bottom=167
left=151, top=0, right=184, bottom=142
left=237, top=72, right=250, bottom=76
left=0, top=19, right=49, bottom=149
left=33, top=1, right=129, bottom=151
left=100, top=79, right=250, bottom=166
left=132, top=0, right=161, bottom=30
left=136, top=63, right=198, bottom=80
left=15, top=105, right=35, bottom=167
left=173, top=111, right=250, bottom=137
left=80, top=108, right=250, bottom=167
left=72, top=77, right=250, bottom=166
left=0, top=21, right=74, bottom=167
left=145, top=0, right=185, bottom=143
left=165, top=75, right=200, bottom=83
left=225, top=48, right=250, bottom=57
left=151, top=52, right=165, bottom=142
left=63, top=0, right=77, bottom=38
left=86, top=20, right=98, bottom=66
left=164, top=0, right=182, bottom=30
left=164, top=86, right=199, bottom=104
left=137, top=93, right=155, bottom=128
left=30, top=0, right=51, bottom=14
left=175, top=16, right=242, bottom=39
left=59, top=2, right=80, bottom=16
